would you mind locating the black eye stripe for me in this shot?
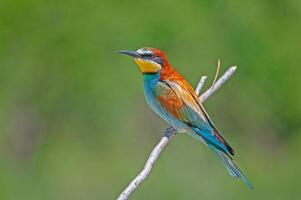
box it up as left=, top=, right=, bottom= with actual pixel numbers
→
left=138, top=52, right=163, bottom=65
left=152, top=57, right=163, bottom=65
left=142, top=53, right=152, bottom=57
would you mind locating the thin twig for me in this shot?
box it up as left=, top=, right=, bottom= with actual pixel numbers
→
left=211, top=59, right=221, bottom=89
left=117, top=66, right=237, bottom=200
left=195, top=76, right=207, bottom=95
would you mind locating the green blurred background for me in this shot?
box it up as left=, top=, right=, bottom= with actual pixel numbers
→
left=0, top=0, right=301, bottom=199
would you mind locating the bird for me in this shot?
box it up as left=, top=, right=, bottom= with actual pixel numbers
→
left=117, top=47, right=253, bottom=189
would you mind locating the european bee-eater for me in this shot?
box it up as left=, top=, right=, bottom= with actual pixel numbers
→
left=117, top=47, right=253, bottom=189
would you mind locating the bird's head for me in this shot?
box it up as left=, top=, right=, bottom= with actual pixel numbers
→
left=117, top=47, right=169, bottom=74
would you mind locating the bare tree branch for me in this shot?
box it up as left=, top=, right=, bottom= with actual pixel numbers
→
left=200, top=66, right=237, bottom=102
left=195, top=76, right=207, bottom=95
left=117, top=66, right=237, bottom=200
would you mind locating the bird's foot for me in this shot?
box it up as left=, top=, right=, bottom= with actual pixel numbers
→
left=164, top=127, right=177, bottom=138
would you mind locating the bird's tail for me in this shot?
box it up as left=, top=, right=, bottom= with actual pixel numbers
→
left=208, top=144, right=253, bottom=190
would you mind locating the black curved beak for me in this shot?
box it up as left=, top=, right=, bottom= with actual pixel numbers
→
left=116, top=50, right=141, bottom=58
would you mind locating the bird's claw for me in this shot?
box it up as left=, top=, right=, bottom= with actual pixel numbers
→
left=164, top=127, right=177, bottom=138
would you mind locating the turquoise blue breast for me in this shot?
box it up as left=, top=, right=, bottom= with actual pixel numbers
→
left=142, top=73, right=188, bottom=132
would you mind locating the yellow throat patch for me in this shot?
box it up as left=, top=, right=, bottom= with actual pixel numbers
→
left=135, top=58, right=161, bottom=73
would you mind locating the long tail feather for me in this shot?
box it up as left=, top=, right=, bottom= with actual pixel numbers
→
left=208, top=144, right=253, bottom=190
left=188, top=131, right=253, bottom=189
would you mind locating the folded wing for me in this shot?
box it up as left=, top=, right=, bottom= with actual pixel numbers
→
left=155, top=80, right=234, bottom=156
